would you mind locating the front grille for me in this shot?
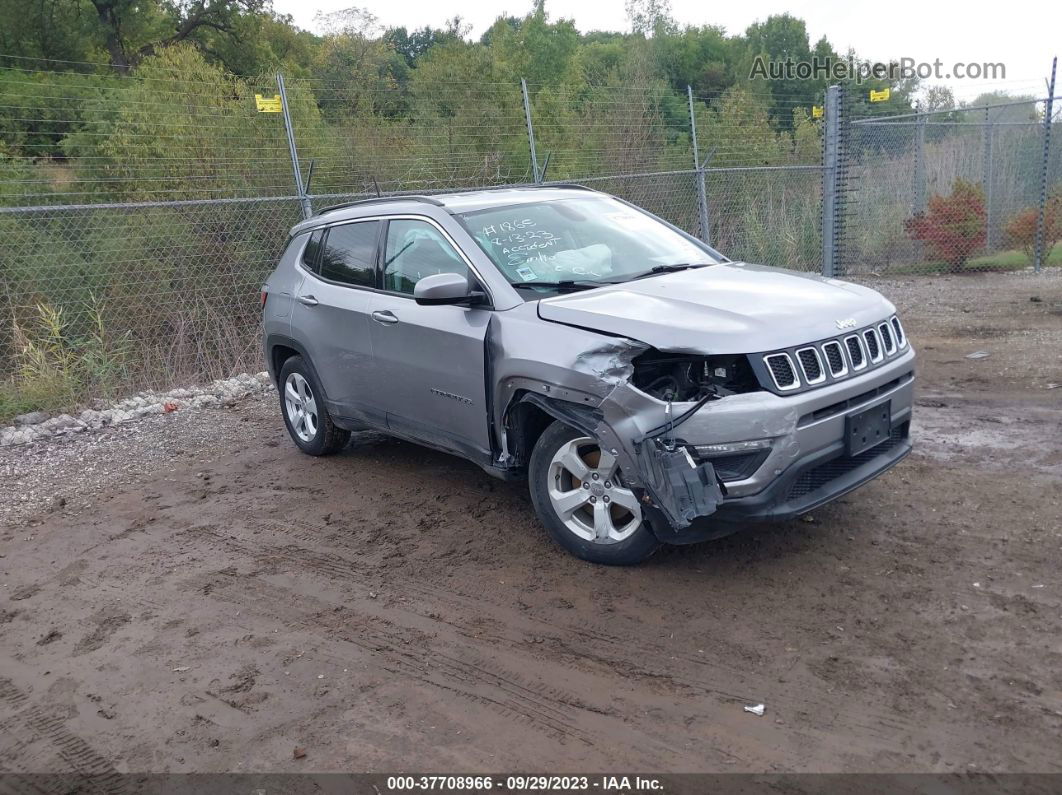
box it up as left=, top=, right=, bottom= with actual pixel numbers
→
left=758, top=315, right=908, bottom=394
left=786, top=424, right=907, bottom=501
left=797, top=348, right=824, bottom=383
left=822, top=341, right=847, bottom=376
left=863, top=329, right=881, bottom=361
left=764, top=353, right=798, bottom=389
left=845, top=335, right=866, bottom=369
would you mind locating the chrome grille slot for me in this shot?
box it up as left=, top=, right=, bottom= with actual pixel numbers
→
left=844, top=335, right=867, bottom=370
left=863, top=328, right=882, bottom=362
left=796, top=347, right=826, bottom=384
left=822, top=341, right=847, bottom=377
left=764, top=353, right=799, bottom=390
left=878, top=323, right=896, bottom=355
left=891, top=316, right=906, bottom=348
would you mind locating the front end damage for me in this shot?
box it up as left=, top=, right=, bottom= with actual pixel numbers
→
left=486, top=302, right=915, bottom=543
left=487, top=312, right=774, bottom=538
left=474, top=250, right=920, bottom=544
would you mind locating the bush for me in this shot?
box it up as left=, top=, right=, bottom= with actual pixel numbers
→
left=903, top=178, right=986, bottom=270
left=1, top=298, right=132, bottom=423
left=1004, top=195, right=1062, bottom=263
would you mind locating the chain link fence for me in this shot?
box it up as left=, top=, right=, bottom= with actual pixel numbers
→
left=0, top=56, right=1058, bottom=418
left=840, top=94, right=1061, bottom=277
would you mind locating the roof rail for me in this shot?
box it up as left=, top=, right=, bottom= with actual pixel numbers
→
left=314, top=184, right=598, bottom=216
left=315, top=194, right=445, bottom=216
left=532, top=182, right=597, bottom=191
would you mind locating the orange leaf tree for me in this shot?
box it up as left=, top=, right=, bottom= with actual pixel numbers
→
left=903, top=179, right=986, bottom=270
left=1004, top=195, right=1062, bottom=263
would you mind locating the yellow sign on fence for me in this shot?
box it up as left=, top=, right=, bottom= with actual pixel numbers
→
left=255, top=94, right=283, bottom=113
left=812, top=105, right=823, bottom=118
left=869, top=87, right=891, bottom=103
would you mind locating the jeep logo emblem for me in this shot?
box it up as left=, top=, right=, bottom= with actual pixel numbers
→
left=835, top=317, right=857, bottom=329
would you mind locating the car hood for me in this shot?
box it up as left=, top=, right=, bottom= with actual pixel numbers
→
left=536, top=263, right=896, bottom=354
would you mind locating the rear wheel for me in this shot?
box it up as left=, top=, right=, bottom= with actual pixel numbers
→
left=278, top=356, right=350, bottom=456
left=528, top=421, right=659, bottom=565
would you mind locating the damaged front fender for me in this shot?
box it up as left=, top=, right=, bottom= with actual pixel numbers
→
left=488, top=307, right=727, bottom=533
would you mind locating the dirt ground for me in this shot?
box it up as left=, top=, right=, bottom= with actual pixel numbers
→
left=2, top=269, right=1061, bottom=776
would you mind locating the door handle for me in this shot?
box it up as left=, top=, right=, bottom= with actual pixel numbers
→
left=371, top=310, right=399, bottom=325
left=296, top=294, right=319, bottom=306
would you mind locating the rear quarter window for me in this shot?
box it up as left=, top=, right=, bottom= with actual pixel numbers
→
left=302, top=229, right=324, bottom=272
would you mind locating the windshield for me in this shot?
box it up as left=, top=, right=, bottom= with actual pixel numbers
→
left=456, top=196, right=724, bottom=294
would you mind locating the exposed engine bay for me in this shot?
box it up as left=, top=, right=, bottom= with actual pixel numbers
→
left=630, top=350, right=762, bottom=401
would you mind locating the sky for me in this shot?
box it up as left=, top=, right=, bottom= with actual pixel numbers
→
left=271, top=0, right=1059, bottom=102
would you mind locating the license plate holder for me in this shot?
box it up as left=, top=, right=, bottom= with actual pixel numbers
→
left=846, top=400, right=892, bottom=456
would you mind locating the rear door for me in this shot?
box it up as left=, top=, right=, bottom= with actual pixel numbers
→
left=289, top=219, right=383, bottom=423
left=366, top=217, right=492, bottom=461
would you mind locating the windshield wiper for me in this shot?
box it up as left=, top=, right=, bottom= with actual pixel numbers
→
left=625, top=263, right=712, bottom=281
left=512, top=280, right=609, bottom=291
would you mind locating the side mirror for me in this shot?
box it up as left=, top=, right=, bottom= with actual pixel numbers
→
left=413, top=272, right=486, bottom=306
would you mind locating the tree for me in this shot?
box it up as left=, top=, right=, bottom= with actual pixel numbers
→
left=0, top=0, right=99, bottom=67
left=701, top=86, right=784, bottom=167
left=922, top=85, right=955, bottom=112
left=1005, top=195, right=1062, bottom=263
left=655, top=25, right=734, bottom=97
left=85, top=0, right=266, bottom=73
left=386, top=21, right=464, bottom=67
left=311, top=6, right=404, bottom=117
left=963, top=92, right=1039, bottom=123
left=740, top=14, right=818, bottom=129
left=904, top=179, right=987, bottom=270
left=625, top=0, right=674, bottom=37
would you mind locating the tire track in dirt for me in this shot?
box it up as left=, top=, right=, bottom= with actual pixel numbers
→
left=196, top=571, right=601, bottom=749
left=173, top=520, right=962, bottom=770
left=0, top=678, right=125, bottom=792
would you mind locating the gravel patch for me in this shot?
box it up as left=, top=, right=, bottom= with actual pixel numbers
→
left=1, top=372, right=273, bottom=448
left=0, top=377, right=277, bottom=526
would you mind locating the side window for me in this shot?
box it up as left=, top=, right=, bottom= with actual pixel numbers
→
left=302, top=229, right=323, bottom=272
left=319, top=220, right=380, bottom=287
left=383, top=219, right=469, bottom=295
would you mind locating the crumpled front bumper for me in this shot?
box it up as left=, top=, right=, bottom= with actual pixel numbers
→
left=491, top=307, right=915, bottom=543
left=620, top=348, right=916, bottom=543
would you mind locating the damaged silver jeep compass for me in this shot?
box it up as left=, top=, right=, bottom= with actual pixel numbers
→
left=262, top=186, right=914, bottom=564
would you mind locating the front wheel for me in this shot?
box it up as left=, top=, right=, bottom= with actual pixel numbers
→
left=528, top=421, right=659, bottom=565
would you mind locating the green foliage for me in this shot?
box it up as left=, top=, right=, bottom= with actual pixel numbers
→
left=655, top=25, right=734, bottom=97
left=0, top=69, right=111, bottom=161
left=700, top=87, right=786, bottom=166
left=741, top=13, right=819, bottom=128
left=2, top=297, right=132, bottom=422
left=0, top=6, right=936, bottom=418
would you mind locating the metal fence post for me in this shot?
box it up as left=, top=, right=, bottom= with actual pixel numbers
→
left=1034, top=56, right=1057, bottom=273
left=277, top=72, right=311, bottom=220
left=521, top=78, right=541, bottom=184
left=687, top=86, right=712, bottom=245
left=821, top=85, right=842, bottom=277
left=912, top=111, right=927, bottom=215
left=982, top=106, right=994, bottom=250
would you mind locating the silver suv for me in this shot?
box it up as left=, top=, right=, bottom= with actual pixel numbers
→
left=262, top=186, right=914, bottom=564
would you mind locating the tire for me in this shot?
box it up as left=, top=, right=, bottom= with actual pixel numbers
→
left=277, top=355, right=350, bottom=456
left=528, top=421, right=659, bottom=565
